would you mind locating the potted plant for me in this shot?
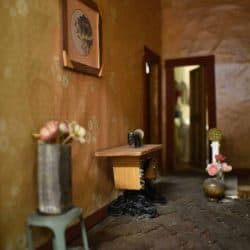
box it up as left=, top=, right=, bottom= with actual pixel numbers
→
left=33, top=120, right=86, bottom=214
left=203, top=154, right=232, bottom=201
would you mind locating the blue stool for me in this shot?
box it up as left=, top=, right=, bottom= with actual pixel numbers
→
left=27, top=207, right=89, bottom=250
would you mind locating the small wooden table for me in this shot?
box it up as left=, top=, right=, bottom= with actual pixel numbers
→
left=95, top=144, right=162, bottom=190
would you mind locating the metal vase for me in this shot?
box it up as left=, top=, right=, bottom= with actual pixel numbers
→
left=37, top=143, right=72, bottom=214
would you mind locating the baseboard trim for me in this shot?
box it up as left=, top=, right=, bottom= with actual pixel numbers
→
left=37, top=204, right=109, bottom=250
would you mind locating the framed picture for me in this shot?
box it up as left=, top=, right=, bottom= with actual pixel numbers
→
left=62, top=0, right=102, bottom=77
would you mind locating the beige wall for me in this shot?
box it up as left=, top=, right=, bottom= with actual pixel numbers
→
left=0, top=0, right=161, bottom=249
left=162, top=0, right=250, bottom=169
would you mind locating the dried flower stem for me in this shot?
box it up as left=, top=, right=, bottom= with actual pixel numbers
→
left=32, top=133, right=40, bottom=138
left=62, top=135, right=72, bottom=144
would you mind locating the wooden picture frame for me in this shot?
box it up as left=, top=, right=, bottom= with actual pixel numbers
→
left=62, top=0, right=102, bottom=77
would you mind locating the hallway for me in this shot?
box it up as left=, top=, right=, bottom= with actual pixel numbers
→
left=71, top=174, right=250, bottom=250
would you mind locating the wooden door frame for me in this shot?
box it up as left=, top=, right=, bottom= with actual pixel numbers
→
left=164, top=55, right=216, bottom=172
left=143, top=46, right=162, bottom=143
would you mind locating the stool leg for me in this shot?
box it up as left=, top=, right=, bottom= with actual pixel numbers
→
left=27, top=225, right=33, bottom=250
left=53, top=228, right=67, bottom=250
left=52, top=233, right=57, bottom=250
left=80, top=216, right=89, bottom=250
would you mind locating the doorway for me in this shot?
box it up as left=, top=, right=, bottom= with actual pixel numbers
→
left=143, top=47, right=162, bottom=172
left=143, top=47, right=162, bottom=144
left=165, top=56, right=216, bottom=172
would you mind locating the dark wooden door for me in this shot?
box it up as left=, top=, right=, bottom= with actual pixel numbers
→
left=143, top=47, right=162, bottom=173
left=189, top=67, right=207, bottom=169
left=143, top=47, right=161, bottom=144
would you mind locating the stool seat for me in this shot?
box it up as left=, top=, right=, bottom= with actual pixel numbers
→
left=27, top=207, right=89, bottom=250
left=28, top=207, right=81, bottom=227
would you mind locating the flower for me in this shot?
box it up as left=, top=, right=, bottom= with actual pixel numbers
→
left=63, top=121, right=86, bottom=144
left=206, top=154, right=232, bottom=179
left=206, top=164, right=218, bottom=176
left=221, top=163, right=232, bottom=172
left=33, top=120, right=59, bottom=142
left=59, top=122, right=69, bottom=135
left=215, top=154, right=226, bottom=162
left=33, top=120, right=86, bottom=144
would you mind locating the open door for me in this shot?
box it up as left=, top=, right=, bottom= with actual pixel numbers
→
left=189, top=67, right=207, bottom=169
left=148, top=63, right=161, bottom=143
left=164, top=55, right=216, bottom=173
left=143, top=47, right=161, bottom=144
left=143, top=47, right=162, bottom=172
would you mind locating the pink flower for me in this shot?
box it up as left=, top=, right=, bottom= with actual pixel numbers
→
left=215, top=154, right=226, bottom=162
left=39, top=120, right=59, bottom=142
left=221, top=163, right=232, bottom=172
left=206, top=164, right=218, bottom=176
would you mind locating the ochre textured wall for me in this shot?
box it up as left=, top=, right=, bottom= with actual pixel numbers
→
left=162, top=0, right=250, bottom=169
left=0, top=0, right=161, bottom=249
